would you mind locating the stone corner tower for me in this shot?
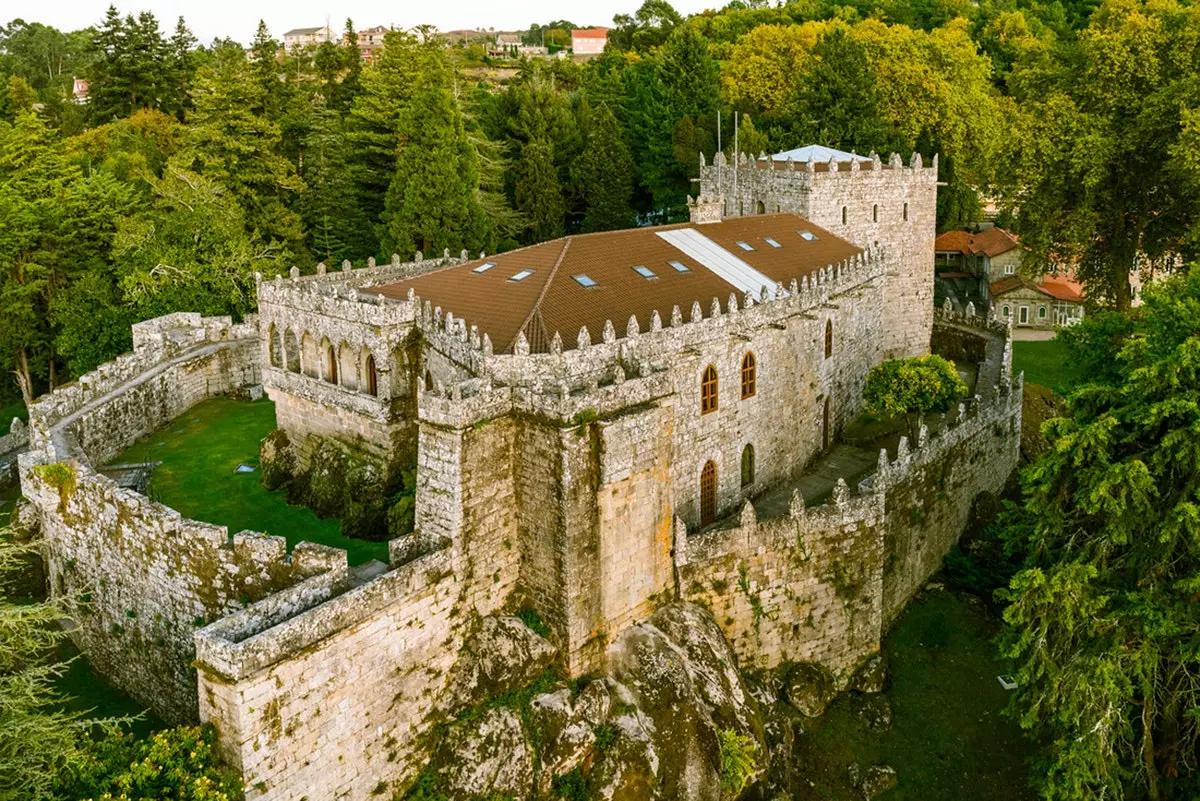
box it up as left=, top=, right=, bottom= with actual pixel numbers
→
left=697, top=148, right=938, bottom=360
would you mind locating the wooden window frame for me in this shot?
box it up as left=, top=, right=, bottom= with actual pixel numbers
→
left=701, top=365, right=719, bottom=414
left=824, top=319, right=833, bottom=359
left=365, top=354, right=378, bottom=396
left=741, top=352, right=756, bottom=399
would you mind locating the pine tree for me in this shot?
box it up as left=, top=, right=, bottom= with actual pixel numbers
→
left=249, top=21, right=282, bottom=119
left=163, top=17, right=197, bottom=119
left=351, top=30, right=443, bottom=245
left=300, top=100, right=369, bottom=262
left=577, top=104, right=635, bottom=232
left=515, top=138, right=566, bottom=242
left=88, top=8, right=169, bottom=123
left=184, top=45, right=305, bottom=251
left=379, top=64, right=493, bottom=257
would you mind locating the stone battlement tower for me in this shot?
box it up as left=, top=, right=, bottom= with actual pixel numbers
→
left=698, top=146, right=938, bottom=360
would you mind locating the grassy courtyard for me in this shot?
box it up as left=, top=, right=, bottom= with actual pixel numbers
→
left=111, top=397, right=388, bottom=565
left=1011, top=339, right=1083, bottom=395
left=793, top=587, right=1034, bottom=801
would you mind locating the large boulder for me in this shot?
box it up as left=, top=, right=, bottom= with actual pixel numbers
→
left=438, top=706, right=534, bottom=799
left=850, top=653, right=889, bottom=695
left=601, top=602, right=766, bottom=800
left=258, top=429, right=294, bottom=491
left=782, top=662, right=837, bottom=718
left=445, top=614, right=557, bottom=714
left=530, top=681, right=613, bottom=795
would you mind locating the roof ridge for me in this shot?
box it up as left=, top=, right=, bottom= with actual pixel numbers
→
left=512, top=236, right=572, bottom=350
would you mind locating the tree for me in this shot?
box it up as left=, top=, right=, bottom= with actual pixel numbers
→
left=183, top=44, right=306, bottom=252
left=790, top=27, right=892, bottom=155
left=378, top=64, right=493, bottom=257
left=116, top=163, right=285, bottom=319
left=0, top=538, right=121, bottom=801
left=163, top=16, right=198, bottom=119
left=88, top=8, right=170, bottom=123
left=299, top=100, right=369, bottom=263
left=1000, top=270, right=1200, bottom=800
left=515, top=138, right=565, bottom=242
left=577, top=104, right=635, bottom=232
left=1001, top=0, right=1200, bottom=309
left=609, top=0, right=684, bottom=51
left=862, top=354, right=968, bottom=440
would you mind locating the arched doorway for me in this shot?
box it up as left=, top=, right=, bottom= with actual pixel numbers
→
left=755, top=200, right=766, bottom=215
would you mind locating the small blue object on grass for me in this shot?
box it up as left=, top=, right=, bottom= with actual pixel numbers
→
left=235, top=464, right=256, bottom=474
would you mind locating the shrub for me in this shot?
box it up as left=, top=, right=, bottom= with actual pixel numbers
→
left=717, top=728, right=758, bottom=798
left=863, top=354, right=968, bottom=441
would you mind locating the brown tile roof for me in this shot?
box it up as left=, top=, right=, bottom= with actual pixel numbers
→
left=363, top=213, right=861, bottom=353
left=935, top=228, right=1021, bottom=258
left=990, top=273, right=1084, bottom=303
left=572, top=28, right=609, bottom=37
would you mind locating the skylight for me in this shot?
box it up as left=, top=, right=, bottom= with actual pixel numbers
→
left=508, top=269, right=535, bottom=282
left=633, top=265, right=657, bottom=279
left=473, top=261, right=496, bottom=273
left=737, top=241, right=755, bottom=252
left=668, top=260, right=690, bottom=273
left=765, top=238, right=782, bottom=248
left=573, top=274, right=598, bottom=288
left=798, top=231, right=818, bottom=241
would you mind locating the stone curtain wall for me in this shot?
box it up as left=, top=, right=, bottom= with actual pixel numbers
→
left=698, top=152, right=938, bottom=360
left=196, top=548, right=467, bottom=801
left=678, top=490, right=886, bottom=680
left=677, top=374, right=1022, bottom=680
left=27, top=313, right=261, bottom=466
left=17, top=312, right=348, bottom=723
left=880, top=379, right=1022, bottom=623
left=930, top=303, right=1012, bottom=395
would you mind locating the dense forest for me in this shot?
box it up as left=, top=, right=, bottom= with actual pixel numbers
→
left=2, top=0, right=1199, bottom=409
left=6, top=1, right=1200, bottom=798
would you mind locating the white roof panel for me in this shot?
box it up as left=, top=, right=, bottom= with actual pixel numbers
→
left=656, top=228, right=781, bottom=298
left=770, top=145, right=871, bottom=163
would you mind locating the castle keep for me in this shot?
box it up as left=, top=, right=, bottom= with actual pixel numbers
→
left=16, top=148, right=1021, bottom=801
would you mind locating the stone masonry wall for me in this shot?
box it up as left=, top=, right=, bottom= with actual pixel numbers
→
left=699, top=151, right=938, bottom=360
left=196, top=547, right=468, bottom=801
left=18, top=312, right=348, bottom=723
left=677, top=372, right=1022, bottom=679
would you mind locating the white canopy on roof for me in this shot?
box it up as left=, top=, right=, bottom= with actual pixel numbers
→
left=769, top=145, right=872, bottom=163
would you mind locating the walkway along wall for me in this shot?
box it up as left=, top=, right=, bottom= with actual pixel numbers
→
left=676, top=371, right=1022, bottom=682
left=19, top=313, right=347, bottom=723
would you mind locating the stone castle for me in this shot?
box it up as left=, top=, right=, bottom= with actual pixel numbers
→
left=15, top=147, right=1020, bottom=801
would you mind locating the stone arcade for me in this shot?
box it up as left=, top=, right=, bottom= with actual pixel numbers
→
left=16, top=148, right=1020, bottom=801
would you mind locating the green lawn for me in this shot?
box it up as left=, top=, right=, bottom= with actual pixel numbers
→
left=792, top=587, right=1034, bottom=801
left=1011, top=339, right=1083, bottom=395
left=55, top=640, right=162, bottom=737
left=0, top=483, right=17, bottom=529
left=110, top=397, right=388, bottom=565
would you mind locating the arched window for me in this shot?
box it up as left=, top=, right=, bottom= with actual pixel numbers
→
left=740, top=353, right=756, bottom=399
left=841, top=206, right=848, bottom=225
left=326, top=345, right=338, bottom=385
left=424, top=369, right=434, bottom=392
left=700, top=460, right=717, bottom=526
left=755, top=200, right=766, bottom=215
left=741, top=445, right=755, bottom=488
left=824, top=319, right=833, bottom=359
left=365, top=354, right=378, bottom=396
left=903, top=202, right=909, bottom=221
left=1038, top=306, right=1047, bottom=319
left=1002, top=305, right=1011, bottom=317
left=872, top=204, right=879, bottom=222
left=268, top=324, right=283, bottom=368
left=701, top=365, right=719, bottom=414
left=283, top=330, right=300, bottom=372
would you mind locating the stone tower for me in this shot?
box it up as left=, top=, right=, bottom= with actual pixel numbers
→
left=697, top=147, right=938, bottom=360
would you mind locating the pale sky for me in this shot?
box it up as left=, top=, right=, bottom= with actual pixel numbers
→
left=7, top=0, right=721, bottom=45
